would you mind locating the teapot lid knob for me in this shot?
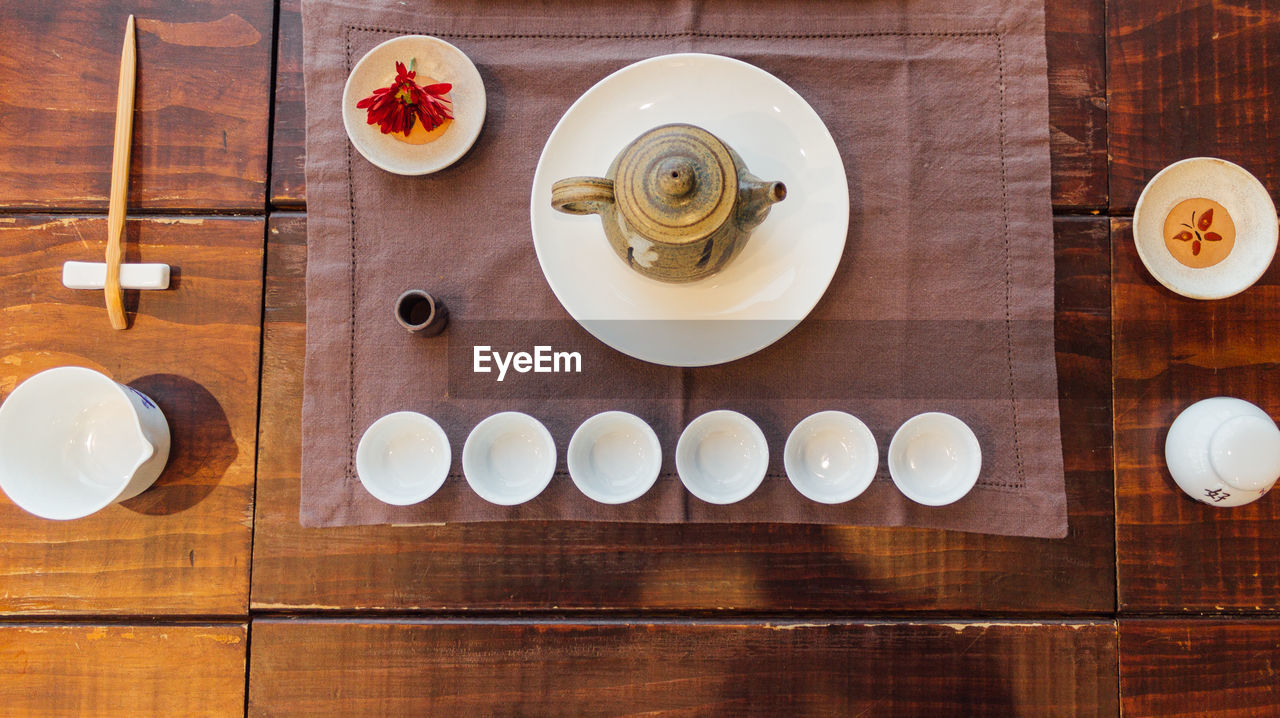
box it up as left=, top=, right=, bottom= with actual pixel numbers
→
left=1209, top=414, right=1280, bottom=491
left=655, top=157, right=697, bottom=198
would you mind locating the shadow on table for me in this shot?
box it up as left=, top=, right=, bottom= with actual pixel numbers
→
left=121, top=373, right=235, bottom=515
left=120, top=223, right=183, bottom=321
left=698, top=541, right=1018, bottom=713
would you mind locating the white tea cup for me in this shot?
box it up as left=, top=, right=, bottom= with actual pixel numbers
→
left=0, top=366, right=170, bottom=520
left=784, top=410, right=878, bottom=504
left=676, top=410, right=768, bottom=505
left=356, top=411, right=450, bottom=505
left=462, top=412, right=556, bottom=505
left=1166, top=397, right=1280, bottom=507
left=567, top=411, right=661, bottom=504
left=888, top=412, right=981, bottom=506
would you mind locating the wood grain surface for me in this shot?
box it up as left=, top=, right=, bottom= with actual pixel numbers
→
left=1113, top=219, right=1280, bottom=612
left=0, top=1, right=273, bottom=211
left=0, top=623, right=246, bottom=717
left=249, top=619, right=1118, bottom=716
left=270, top=0, right=305, bottom=208
left=1108, top=0, right=1280, bottom=212
left=250, top=214, right=1112, bottom=613
left=0, top=216, right=262, bottom=614
left=267, top=0, right=1108, bottom=211
left=1121, top=619, right=1280, bottom=717
left=17, top=0, right=1280, bottom=712
left=1045, top=0, right=1108, bottom=210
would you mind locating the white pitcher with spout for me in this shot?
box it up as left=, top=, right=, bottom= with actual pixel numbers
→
left=0, top=366, right=170, bottom=519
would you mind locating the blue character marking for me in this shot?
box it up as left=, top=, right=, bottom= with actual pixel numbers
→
left=1203, top=488, right=1230, bottom=503
left=129, top=386, right=156, bottom=410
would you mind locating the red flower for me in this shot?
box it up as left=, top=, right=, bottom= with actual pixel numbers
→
left=356, top=60, right=453, bottom=135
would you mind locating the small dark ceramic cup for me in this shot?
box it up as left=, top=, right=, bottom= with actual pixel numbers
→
left=395, top=289, right=449, bottom=336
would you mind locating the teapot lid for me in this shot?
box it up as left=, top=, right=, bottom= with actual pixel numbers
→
left=614, top=124, right=737, bottom=245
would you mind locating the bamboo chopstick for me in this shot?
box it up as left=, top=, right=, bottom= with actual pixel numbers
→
left=104, top=14, right=136, bottom=330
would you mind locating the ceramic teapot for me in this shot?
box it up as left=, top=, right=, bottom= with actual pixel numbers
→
left=550, top=123, right=786, bottom=283
left=1165, top=397, right=1280, bottom=507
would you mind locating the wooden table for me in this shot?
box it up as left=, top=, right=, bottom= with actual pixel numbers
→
left=0, top=1, right=1276, bottom=714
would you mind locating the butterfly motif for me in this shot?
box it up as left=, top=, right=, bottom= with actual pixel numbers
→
left=1170, top=208, right=1223, bottom=256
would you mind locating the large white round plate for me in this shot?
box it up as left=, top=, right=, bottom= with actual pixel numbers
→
left=530, top=53, right=848, bottom=367
left=1133, top=157, right=1278, bottom=300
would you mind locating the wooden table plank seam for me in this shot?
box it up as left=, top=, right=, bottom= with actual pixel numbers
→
left=0, top=3, right=276, bottom=213
left=250, top=212, right=1116, bottom=615
left=28, top=0, right=1280, bottom=713
left=1, top=213, right=264, bottom=617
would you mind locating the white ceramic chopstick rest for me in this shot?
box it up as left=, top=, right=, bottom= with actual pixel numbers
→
left=62, top=261, right=170, bottom=291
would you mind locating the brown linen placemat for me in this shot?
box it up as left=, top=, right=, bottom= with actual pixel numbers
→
left=301, top=0, right=1067, bottom=537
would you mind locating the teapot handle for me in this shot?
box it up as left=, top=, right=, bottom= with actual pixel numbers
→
left=551, top=177, right=614, bottom=216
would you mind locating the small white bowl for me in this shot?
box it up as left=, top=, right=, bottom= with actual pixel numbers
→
left=888, top=412, right=981, bottom=506
left=355, top=411, right=450, bottom=505
left=567, top=411, right=661, bottom=504
left=676, top=410, right=768, bottom=505
left=1166, top=397, right=1280, bottom=507
left=784, top=411, right=878, bottom=504
left=342, top=35, right=486, bottom=175
left=462, top=412, right=556, bottom=505
left=0, top=366, right=170, bottom=520
left=1133, top=157, right=1278, bottom=299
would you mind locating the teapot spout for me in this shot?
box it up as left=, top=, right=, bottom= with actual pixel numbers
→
left=760, top=180, right=787, bottom=204
left=737, top=178, right=787, bottom=231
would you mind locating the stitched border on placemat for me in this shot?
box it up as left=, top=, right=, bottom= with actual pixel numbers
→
left=340, top=25, right=1026, bottom=492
